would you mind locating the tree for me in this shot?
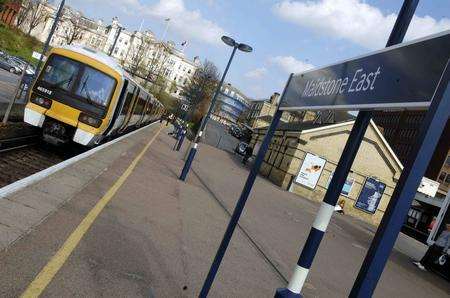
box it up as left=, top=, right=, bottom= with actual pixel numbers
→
left=25, top=0, right=48, bottom=35
left=63, top=11, right=84, bottom=45
left=128, top=32, right=153, bottom=75
left=182, top=59, right=219, bottom=123
left=16, top=0, right=32, bottom=27
left=145, top=42, right=172, bottom=90
left=169, top=80, right=177, bottom=94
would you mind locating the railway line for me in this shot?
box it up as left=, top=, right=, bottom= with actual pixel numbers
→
left=0, top=134, right=84, bottom=188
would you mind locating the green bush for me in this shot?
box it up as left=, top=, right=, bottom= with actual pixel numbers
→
left=0, top=23, right=43, bottom=65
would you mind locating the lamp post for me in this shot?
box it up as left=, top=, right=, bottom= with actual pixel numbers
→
left=179, top=35, right=252, bottom=181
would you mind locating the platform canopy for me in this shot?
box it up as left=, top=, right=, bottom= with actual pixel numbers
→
left=280, top=31, right=450, bottom=111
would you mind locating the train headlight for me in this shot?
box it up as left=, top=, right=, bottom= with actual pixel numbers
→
left=31, top=96, right=52, bottom=109
left=78, top=113, right=102, bottom=128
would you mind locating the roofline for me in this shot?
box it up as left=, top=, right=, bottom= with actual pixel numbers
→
left=299, top=120, right=403, bottom=170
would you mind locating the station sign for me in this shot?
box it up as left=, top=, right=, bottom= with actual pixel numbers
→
left=279, top=31, right=450, bottom=111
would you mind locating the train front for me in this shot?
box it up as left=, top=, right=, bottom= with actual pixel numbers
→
left=24, top=47, right=122, bottom=146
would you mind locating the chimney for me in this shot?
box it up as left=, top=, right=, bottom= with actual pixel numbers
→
left=270, top=92, right=280, bottom=105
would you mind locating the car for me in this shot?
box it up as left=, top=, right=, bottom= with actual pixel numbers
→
left=9, top=56, right=35, bottom=75
left=229, top=124, right=242, bottom=138
left=234, top=141, right=248, bottom=156
left=0, top=55, right=21, bottom=73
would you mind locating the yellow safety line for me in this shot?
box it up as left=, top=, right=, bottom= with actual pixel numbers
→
left=21, top=125, right=163, bottom=298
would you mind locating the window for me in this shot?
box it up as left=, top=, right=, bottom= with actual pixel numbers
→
left=445, top=173, right=450, bottom=185
left=121, top=83, right=136, bottom=116
left=75, top=66, right=116, bottom=107
left=188, top=69, right=191, bottom=74
left=41, top=55, right=80, bottom=92
left=446, top=155, right=450, bottom=166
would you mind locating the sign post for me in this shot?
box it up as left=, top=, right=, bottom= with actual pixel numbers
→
left=275, top=1, right=419, bottom=296
left=198, top=74, right=293, bottom=297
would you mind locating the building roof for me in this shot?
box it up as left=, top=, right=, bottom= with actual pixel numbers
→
left=257, top=111, right=355, bottom=131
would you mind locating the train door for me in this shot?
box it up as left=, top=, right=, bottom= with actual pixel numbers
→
left=119, top=82, right=139, bottom=131
left=108, top=80, right=134, bottom=134
left=128, top=92, right=145, bottom=127
left=137, top=94, right=150, bottom=125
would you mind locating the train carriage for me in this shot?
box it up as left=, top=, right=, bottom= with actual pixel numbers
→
left=24, top=45, right=164, bottom=146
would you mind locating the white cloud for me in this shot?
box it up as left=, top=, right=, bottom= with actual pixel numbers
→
left=273, top=0, right=450, bottom=49
left=245, top=67, right=268, bottom=79
left=78, top=0, right=227, bottom=45
left=270, top=56, right=315, bottom=74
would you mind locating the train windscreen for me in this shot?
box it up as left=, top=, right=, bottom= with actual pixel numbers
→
left=39, top=54, right=116, bottom=109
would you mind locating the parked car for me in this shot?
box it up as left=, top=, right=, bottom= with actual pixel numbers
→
left=0, top=55, right=21, bottom=73
left=229, top=124, right=242, bottom=138
left=9, top=56, right=35, bottom=75
left=234, top=141, right=248, bottom=156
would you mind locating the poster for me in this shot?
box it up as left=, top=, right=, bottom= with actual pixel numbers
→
left=295, top=153, right=326, bottom=189
left=355, top=177, right=386, bottom=214
left=326, top=172, right=354, bottom=197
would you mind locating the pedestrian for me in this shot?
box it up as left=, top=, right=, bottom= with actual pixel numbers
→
left=242, top=145, right=253, bottom=165
left=334, top=200, right=345, bottom=214
left=413, top=222, right=450, bottom=271
left=428, top=216, right=437, bottom=233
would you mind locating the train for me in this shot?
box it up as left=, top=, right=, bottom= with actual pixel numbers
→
left=24, top=45, right=165, bottom=146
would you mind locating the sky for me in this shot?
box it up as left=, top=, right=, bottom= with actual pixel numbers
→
left=64, top=0, right=450, bottom=100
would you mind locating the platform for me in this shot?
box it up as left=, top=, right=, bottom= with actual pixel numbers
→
left=0, top=123, right=448, bottom=297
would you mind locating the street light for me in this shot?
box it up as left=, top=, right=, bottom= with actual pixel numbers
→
left=179, top=35, right=252, bottom=181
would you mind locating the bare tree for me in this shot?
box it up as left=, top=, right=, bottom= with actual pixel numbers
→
left=63, top=11, right=84, bottom=45
left=15, top=0, right=32, bottom=27
left=182, top=60, right=220, bottom=123
left=25, top=0, right=48, bottom=35
left=128, top=33, right=153, bottom=75
left=146, top=42, right=172, bottom=87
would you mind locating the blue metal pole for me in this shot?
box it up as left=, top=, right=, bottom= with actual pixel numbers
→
left=350, top=60, right=450, bottom=297
left=198, top=74, right=293, bottom=297
left=275, top=1, right=418, bottom=297
left=180, top=46, right=238, bottom=181
left=176, top=131, right=186, bottom=151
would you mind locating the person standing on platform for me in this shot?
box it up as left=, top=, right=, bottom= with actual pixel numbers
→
left=414, top=223, right=450, bottom=270
left=242, top=145, right=253, bottom=165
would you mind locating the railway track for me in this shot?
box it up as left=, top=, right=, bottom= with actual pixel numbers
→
left=0, top=136, right=83, bottom=188
left=0, top=135, right=40, bottom=153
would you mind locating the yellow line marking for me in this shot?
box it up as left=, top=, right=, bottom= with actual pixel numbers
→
left=21, top=125, right=163, bottom=298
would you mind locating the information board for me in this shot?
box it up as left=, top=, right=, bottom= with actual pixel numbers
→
left=279, top=31, right=450, bottom=111
left=355, top=177, right=386, bottom=214
left=295, top=153, right=326, bottom=189
left=326, top=172, right=354, bottom=197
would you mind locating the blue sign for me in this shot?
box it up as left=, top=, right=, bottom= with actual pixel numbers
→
left=355, top=177, right=386, bottom=214
left=279, top=31, right=450, bottom=111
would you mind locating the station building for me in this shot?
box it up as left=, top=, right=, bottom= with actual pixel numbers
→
left=250, top=119, right=403, bottom=226
left=246, top=92, right=308, bottom=128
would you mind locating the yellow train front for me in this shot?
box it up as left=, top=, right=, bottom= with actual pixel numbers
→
left=24, top=46, right=164, bottom=146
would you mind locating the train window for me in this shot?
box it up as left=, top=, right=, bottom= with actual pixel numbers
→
left=120, top=83, right=136, bottom=116
left=41, top=55, right=80, bottom=91
left=134, top=96, right=145, bottom=115
left=75, top=66, right=116, bottom=107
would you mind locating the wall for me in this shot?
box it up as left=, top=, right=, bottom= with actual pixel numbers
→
left=250, top=122, right=402, bottom=226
